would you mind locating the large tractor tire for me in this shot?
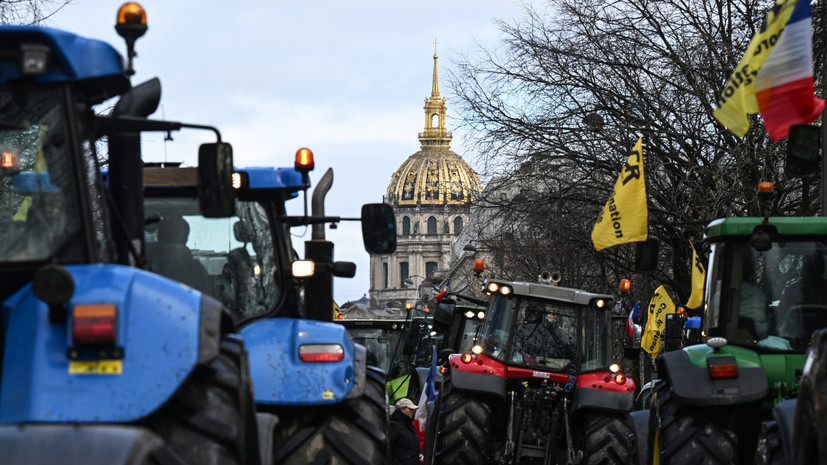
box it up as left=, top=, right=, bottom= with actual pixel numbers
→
left=432, top=375, right=494, bottom=465
left=648, top=379, right=737, bottom=465
left=148, top=335, right=259, bottom=465
left=581, top=411, right=635, bottom=465
left=272, top=366, right=390, bottom=465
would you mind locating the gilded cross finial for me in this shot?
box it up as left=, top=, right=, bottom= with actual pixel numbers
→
left=431, top=40, right=440, bottom=97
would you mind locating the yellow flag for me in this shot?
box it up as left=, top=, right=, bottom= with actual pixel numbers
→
left=686, top=241, right=706, bottom=309
left=333, top=301, right=343, bottom=320
left=641, top=285, right=676, bottom=359
left=591, top=137, right=647, bottom=251
left=712, top=0, right=798, bottom=137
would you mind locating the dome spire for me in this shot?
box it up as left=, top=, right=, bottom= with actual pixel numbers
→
left=419, top=41, right=451, bottom=150
left=431, top=38, right=440, bottom=97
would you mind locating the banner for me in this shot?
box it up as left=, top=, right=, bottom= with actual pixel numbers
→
left=641, top=285, right=676, bottom=359
left=713, top=0, right=824, bottom=141
left=591, top=137, right=648, bottom=251
left=686, top=241, right=706, bottom=309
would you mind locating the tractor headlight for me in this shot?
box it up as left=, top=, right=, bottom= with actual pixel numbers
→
left=292, top=260, right=315, bottom=278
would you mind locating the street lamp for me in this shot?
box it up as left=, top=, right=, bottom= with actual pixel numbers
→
left=403, top=274, right=436, bottom=310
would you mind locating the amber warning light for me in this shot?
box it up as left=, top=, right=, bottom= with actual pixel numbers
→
left=117, top=2, right=147, bottom=26
left=295, top=147, right=315, bottom=172
left=757, top=182, right=774, bottom=194
left=618, top=279, right=630, bottom=293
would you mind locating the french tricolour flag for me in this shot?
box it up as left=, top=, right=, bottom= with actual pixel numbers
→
left=625, top=301, right=640, bottom=338
left=754, top=0, right=825, bottom=141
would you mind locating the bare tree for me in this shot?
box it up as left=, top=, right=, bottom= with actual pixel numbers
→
left=0, top=0, right=73, bottom=25
left=450, top=0, right=818, bottom=304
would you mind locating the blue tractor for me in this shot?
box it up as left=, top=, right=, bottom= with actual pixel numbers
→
left=0, top=4, right=259, bottom=464
left=141, top=153, right=397, bottom=464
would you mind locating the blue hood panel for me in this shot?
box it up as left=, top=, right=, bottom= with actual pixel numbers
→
left=241, top=318, right=355, bottom=405
left=0, top=264, right=201, bottom=423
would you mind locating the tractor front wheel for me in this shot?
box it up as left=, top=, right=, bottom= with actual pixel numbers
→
left=580, top=411, right=635, bottom=465
left=432, top=375, right=494, bottom=465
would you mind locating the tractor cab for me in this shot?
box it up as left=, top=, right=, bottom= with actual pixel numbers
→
left=476, top=278, right=613, bottom=375
left=0, top=29, right=129, bottom=298
left=704, top=217, right=827, bottom=352
left=142, top=164, right=303, bottom=322
left=427, top=276, right=636, bottom=465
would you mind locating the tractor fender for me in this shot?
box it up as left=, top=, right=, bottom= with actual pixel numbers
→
left=241, top=318, right=363, bottom=406
left=658, top=347, right=768, bottom=406
left=0, top=424, right=183, bottom=465
left=0, top=264, right=211, bottom=423
left=446, top=353, right=506, bottom=398
left=572, top=386, right=634, bottom=413
left=572, top=371, right=635, bottom=413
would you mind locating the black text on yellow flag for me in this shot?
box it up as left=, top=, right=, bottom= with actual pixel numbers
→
left=591, top=137, right=648, bottom=251
left=641, top=285, right=676, bottom=359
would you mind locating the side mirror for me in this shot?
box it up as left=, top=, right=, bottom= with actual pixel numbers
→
left=198, top=142, right=235, bottom=218
left=635, top=238, right=659, bottom=273
left=361, top=203, right=396, bottom=254
left=333, top=261, right=357, bottom=278
left=434, top=299, right=455, bottom=326
left=786, top=124, right=821, bottom=178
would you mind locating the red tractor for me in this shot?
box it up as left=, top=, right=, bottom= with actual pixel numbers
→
left=426, top=275, right=636, bottom=464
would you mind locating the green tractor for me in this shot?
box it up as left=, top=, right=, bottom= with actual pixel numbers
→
left=340, top=314, right=433, bottom=405
left=647, top=183, right=827, bottom=464
left=340, top=293, right=486, bottom=406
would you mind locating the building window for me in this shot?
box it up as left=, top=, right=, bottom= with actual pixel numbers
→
left=431, top=113, right=439, bottom=127
left=426, top=261, right=438, bottom=278
left=383, top=263, right=388, bottom=289
left=427, top=216, right=437, bottom=235
left=400, top=262, right=409, bottom=283
left=402, top=216, right=411, bottom=236
left=454, top=216, right=463, bottom=235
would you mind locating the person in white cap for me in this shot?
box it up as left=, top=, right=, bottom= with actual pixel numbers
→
left=389, top=398, right=424, bottom=464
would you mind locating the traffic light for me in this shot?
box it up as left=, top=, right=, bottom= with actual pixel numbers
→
left=786, top=124, right=821, bottom=178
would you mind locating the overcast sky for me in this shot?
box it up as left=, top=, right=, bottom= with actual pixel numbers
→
left=49, top=0, right=526, bottom=304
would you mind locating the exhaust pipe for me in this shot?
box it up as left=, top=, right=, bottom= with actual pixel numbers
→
left=538, top=271, right=561, bottom=285
left=311, top=168, right=333, bottom=240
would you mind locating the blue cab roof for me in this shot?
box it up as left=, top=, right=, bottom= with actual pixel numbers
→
left=238, top=167, right=304, bottom=199
left=0, top=26, right=125, bottom=83
left=0, top=26, right=128, bottom=102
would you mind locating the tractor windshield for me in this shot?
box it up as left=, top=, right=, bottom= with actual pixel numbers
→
left=483, top=295, right=578, bottom=372
left=455, top=307, right=485, bottom=353
left=0, top=88, right=81, bottom=261
left=706, top=240, right=827, bottom=352
left=144, top=197, right=281, bottom=321
left=347, top=326, right=401, bottom=374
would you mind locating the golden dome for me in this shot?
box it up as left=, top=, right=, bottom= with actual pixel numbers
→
left=386, top=149, right=481, bottom=206
left=386, top=43, right=482, bottom=206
